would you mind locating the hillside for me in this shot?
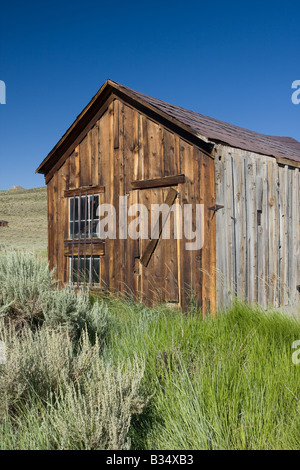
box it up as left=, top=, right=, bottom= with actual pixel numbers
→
left=0, top=187, right=47, bottom=254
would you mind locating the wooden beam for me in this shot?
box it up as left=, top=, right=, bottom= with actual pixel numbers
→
left=113, top=99, right=120, bottom=149
left=140, top=188, right=178, bottom=267
left=64, top=240, right=105, bottom=257
left=132, top=174, right=185, bottom=190
left=276, top=157, right=300, bottom=169
left=64, top=186, right=105, bottom=197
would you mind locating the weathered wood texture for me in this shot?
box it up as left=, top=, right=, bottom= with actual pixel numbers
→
left=47, top=98, right=216, bottom=314
left=214, top=144, right=300, bottom=309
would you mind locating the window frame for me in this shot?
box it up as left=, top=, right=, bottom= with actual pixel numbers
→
left=69, top=256, right=100, bottom=286
left=64, top=186, right=105, bottom=287
left=68, top=194, right=100, bottom=240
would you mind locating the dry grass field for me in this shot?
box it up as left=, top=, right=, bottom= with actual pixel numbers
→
left=0, top=187, right=47, bottom=255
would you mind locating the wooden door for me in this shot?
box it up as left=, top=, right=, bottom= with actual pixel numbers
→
left=135, top=187, right=180, bottom=305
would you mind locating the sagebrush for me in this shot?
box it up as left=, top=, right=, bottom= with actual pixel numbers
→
left=1, top=249, right=300, bottom=450
left=0, top=249, right=146, bottom=450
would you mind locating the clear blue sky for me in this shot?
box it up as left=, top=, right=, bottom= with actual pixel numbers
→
left=0, top=0, right=299, bottom=190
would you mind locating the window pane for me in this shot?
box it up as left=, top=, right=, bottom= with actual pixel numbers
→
left=73, top=222, right=79, bottom=238
left=80, top=196, right=88, bottom=222
left=92, top=220, right=99, bottom=238
left=90, top=195, right=99, bottom=221
left=92, top=257, right=100, bottom=284
left=75, top=198, right=78, bottom=221
left=80, top=257, right=90, bottom=284
left=70, top=197, right=79, bottom=222
left=70, top=198, right=74, bottom=222
left=80, top=220, right=91, bottom=239
left=71, top=257, right=100, bottom=285
left=69, top=198, right=79, bottom=238
left=72, top=258, right=78, bottom=284
left=69, top=195, right=100, bottom=240
left=70, top=222, right=79, bottom=239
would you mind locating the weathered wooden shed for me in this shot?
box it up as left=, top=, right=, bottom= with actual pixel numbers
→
left=37, top=80, right=300, bottom=313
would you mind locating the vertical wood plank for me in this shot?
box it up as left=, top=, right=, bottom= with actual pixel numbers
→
left=79, top=135, right=91, bottom=187
left=245, top=152, right=257, bottom=304
left=214, top=147, right=225, bottom=309
left=267, top=159, right=279, bottom=306
left=163, top=129, right=177, bottom=177
left=233, top=149, right=246, bottom=300
left=91, top=124, right=99, bottom=187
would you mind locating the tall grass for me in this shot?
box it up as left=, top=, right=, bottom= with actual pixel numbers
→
left=101, top=298, right=300, bottom=450
left=0, top=249, right=300, bottom=449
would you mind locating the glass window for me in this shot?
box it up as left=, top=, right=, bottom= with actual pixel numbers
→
left=69, top=195, right=100, bottom=239
left=70, top=257, right=100, bottom=285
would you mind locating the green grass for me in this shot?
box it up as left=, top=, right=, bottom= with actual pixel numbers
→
left=1, top=249, right=300, bottom=449
left=100, top=297, right=300, bottom=450
left=0, top=187, right=47, bottom=254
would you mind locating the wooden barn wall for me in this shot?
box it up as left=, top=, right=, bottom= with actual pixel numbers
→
left=214, top=144, right=300, bottom=310
left=47, top=97, right=216, bottom=313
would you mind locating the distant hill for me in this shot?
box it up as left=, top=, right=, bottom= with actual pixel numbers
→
left=0, top=186, right=47, bottom=255
left=8, top=185, right=25, bottom=192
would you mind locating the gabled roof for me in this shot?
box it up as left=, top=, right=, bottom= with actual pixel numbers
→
left=37, top=79, right=300, bottom=175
